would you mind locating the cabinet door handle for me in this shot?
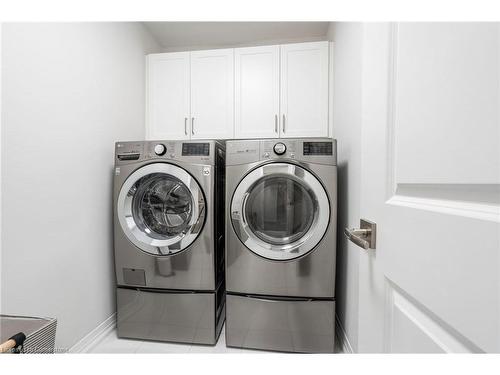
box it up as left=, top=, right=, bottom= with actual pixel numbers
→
left=191, top=117, right=195, bottom=135
left=275, top=114, right=278, bottom=133
left=184, top=117, right=188, bottom=135
left=282, top=114, right=286, bottom=133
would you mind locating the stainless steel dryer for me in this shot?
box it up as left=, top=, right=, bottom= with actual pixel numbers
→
left=225, top=138, right=337, bottom=353
left=113, top=140, right=225, bottom=345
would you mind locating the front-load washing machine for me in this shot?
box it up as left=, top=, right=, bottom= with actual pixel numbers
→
left=225, top=138, right=337, bottom=353
left=113, top=140, right=225, bottom=345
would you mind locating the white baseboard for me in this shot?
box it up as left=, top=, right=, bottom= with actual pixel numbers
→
left=335, top=313, right=354, bottom=353
left=69, top=313, right=116, bottom=353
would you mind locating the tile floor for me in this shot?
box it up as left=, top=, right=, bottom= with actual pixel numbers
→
left=90, top=326, right=258, bottom=353
left=89, top=325, right=342, bottom=353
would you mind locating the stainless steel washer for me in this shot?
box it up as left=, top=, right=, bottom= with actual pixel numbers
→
left=113, top=140, right=225, bottom=345
left=225, top=139, right=337, bottom=353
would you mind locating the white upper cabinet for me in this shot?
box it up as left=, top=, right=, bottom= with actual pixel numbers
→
left=280, top=41, right=329, bottom=138
left=147, top=41, right=330, bottom=140
left=147, top=52, right=190, bottom=140
left=147, top=49, right=234, bottom=140
left=234, top=45, right=280, bottom=139
left=190, top=48, right=234, bottom=139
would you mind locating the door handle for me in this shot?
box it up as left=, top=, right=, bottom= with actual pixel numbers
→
left=184, top=117, right=188, bottom=135
left=344, top=219, right=377, bottom=249
left=282, top=114, right=286, bottom=133
left=275, top=114, right=278, bottom=133
left=191, top=117, right=195, bottom=135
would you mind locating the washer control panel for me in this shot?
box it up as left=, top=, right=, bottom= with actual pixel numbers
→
left=116, top=140, right=217, bottom=165
left=182, top=142, right=210, bottom=156
left=116, top=142, right=143, bottom=162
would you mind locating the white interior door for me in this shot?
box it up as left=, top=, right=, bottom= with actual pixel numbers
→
left=280, top=41, right=329, bottom=138
left=234, top=45, right=280, bottom=139
left=190, top=48, right=234, bottom=139
left=146, top=52, right=190, bottom=140
left=357, top=23, right=500, bottom=353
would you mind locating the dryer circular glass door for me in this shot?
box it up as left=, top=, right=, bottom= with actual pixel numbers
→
left=231, top=163, right=330, bottom=261
left=117, top=163, right=206, bottom=256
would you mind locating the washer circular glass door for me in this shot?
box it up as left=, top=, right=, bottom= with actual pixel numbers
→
left=117, top=163, right=206, bottom=256
left=231, top=163, right=330, bottom=261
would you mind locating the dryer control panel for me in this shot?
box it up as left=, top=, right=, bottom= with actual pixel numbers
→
left=226, top=138, right=336, bottom=166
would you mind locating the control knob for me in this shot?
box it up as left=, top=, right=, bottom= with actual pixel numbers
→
left=273, top=142, right=287, bottom=155
left=154, top=144, right=167, bottom=156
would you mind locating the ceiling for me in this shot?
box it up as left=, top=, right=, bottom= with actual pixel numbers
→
left=143, top=22, right=330, bottom=50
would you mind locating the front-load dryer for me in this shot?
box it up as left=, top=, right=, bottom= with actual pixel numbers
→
left=225, top=138, right=337, bottom=353
left=113, top=140, right=225, bottom=345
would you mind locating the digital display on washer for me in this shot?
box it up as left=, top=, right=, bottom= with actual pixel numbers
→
left=182, top=142, right=210, bottom=156
left=303, top=142, right=333, bottom=156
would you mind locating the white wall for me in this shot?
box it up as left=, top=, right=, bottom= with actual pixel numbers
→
left=1, top=22, right=161, bottom=350
left=328, top=22, right=363, bottom=352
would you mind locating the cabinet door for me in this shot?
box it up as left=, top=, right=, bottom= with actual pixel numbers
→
left=280, top=41, right=329, bottom=138
left=146, top=53, right=190, bottom=140
left=235, top=45, right=280, bottom=139
left=190, top=49, right=234, bottom=139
